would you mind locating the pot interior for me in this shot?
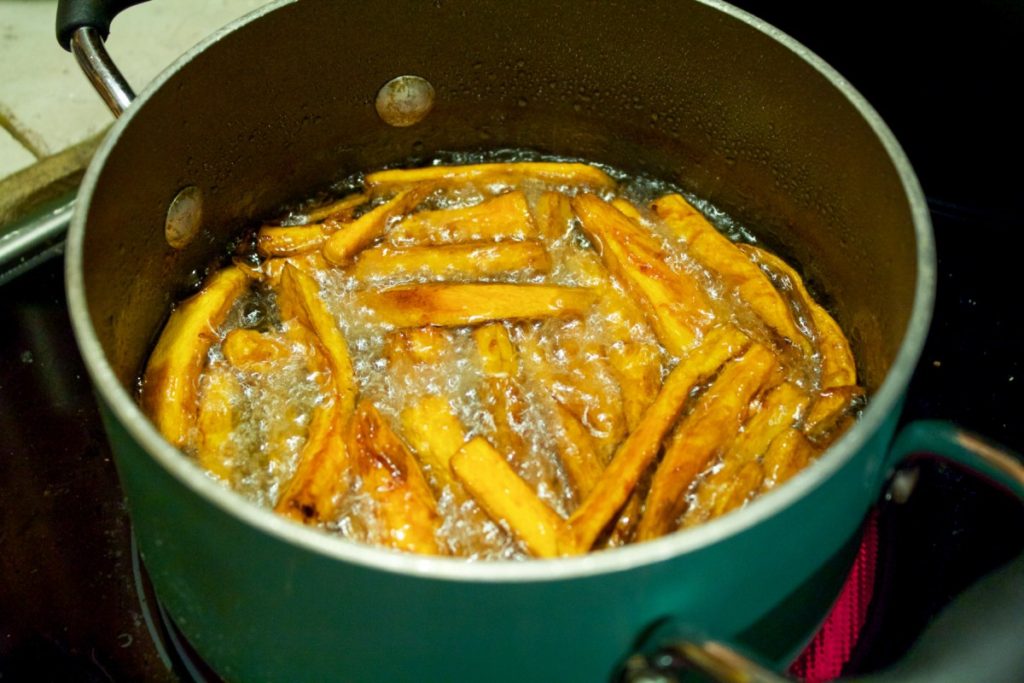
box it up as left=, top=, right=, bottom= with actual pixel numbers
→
left=77, top=0, right=921, bottom=432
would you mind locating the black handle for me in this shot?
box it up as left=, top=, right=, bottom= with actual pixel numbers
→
left=56, top=0, right=148, bottom=50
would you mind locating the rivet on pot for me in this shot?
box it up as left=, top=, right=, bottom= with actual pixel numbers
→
left=375, top=75, right=435, bottom=127
left=165, top=185, right=203, bottom=249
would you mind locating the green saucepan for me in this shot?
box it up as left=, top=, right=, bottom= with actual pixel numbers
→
left=57, top=0, right=1023, bottom=680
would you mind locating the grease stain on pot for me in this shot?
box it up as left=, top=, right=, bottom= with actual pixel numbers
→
left=375, top=75, right=435, bottom=127
left=165, top=185, right=203, bottom=250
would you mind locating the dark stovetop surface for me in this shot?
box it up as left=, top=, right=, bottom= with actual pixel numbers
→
left=2, top=3, right=1023, bottom=681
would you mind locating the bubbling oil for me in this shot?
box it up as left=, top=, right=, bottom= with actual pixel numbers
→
left=169, top=151, right=851, bottom=560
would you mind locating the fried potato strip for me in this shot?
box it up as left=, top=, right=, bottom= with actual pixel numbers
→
left=365, top=162, right=616, bottom=194
left=653, top=194, right=811, bottom=354
left=349, top=401, right=441, bottom=554
left=683, top=382, right=809, bottom=526
left=636, top=343, right=780, bottom=541
left=451, top=437, right=565, bottom=558
left=349, top=240, right=551, bottom=281
left=389, top=190, right=537, bottom=245
left=195, top=366, right=240, bottom=481
left=273, top=265, right=358, bottom=523
left=360, top=283, right=597, bottom=328
left=563, top=326, right=750, bottom=554
left=383, top=327, right=450, bottom=366
left=302, top=192, right=368, bottom=223
left=533, top=191, right=574, bottom=242
left=141, top=266, right=249, bottom=448
left=222, top=328, right=292, bottom=371
left=258, top=225, right=331, bottom=258
left=573, top=193, right=713, bottom=357
left=740, top=244, right=858, bottom=389
left=400, top=396, right=467, bottom=490
left=322, top=187, right=429, bottom=266
left=473, top=324, right=535, bottom=475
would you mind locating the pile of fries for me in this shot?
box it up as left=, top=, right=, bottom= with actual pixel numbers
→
left=140, top=159, right=863, bottom=559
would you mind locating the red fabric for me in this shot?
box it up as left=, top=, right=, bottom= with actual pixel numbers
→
left=789, top=512, right=879, bottom=682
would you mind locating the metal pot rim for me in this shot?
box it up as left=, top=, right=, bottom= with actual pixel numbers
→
left=64, top=0, right=936, bottom=584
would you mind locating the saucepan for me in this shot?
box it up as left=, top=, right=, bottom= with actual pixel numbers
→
left=57, top=0, right=1024, bottom=680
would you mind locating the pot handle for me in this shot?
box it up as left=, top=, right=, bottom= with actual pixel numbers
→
left=55, top=0, right=147, bottom=115
left=618, top=420, right=1024, bottom=683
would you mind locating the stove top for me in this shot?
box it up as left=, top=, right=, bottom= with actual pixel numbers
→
left=2, top=3, right=1022, bottom=680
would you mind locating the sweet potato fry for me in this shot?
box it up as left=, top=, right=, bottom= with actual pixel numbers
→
left=141, top=266, right=249, bottom=448
left=653, top=194, right=811, bottom=354
left=365, top=162, right=616, bottom=194
left=400, top=396, right=467, bottom=486
left=683, top=382, right=809, bottom=526
left=195, top=366, right=240, bottom=481
left=383, top=327, right=450, bottom=366
left=740, top=244, right=858, bottom=389
left=607, top=341, right=664, bottom=433
left=451, top=437, right=566, bottom=558
left=611, top=197, right=645, bottom=223
left=348, top=401, right=441, bottom=554
left=563, top=325, right=750, bottom=553
left=388, top=190, right=537, bottom=245
left=222, top=328, right=292, bottom=371
left=302, top=192, right=368, bottom=223
left=549, top=402, right=606, bottom=501
left=349, top=240, right=551, bottom=281
left=518, top=330, right=625, bottom=459
left=533, top=190, right=575, bottom=243
left=274, top=400, right=349, bottom=523
left=473, top=324, right=533, bottom=473
left=573, top=193, right=713, bottom=357
left=322, top=187, right=429, bottom=266
left=761, top=428, right=818, bottom=491
left=276, top=264, right=356, bottom=412
left=803, top=385, right=865, bottom=445
left=359, top=283, right=597, bottom=328
left=258, top=224, right=331, bottom=257
left=636, top=343, right=779, bottom=541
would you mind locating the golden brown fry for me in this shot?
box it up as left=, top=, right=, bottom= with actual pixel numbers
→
left=276, top=264, right=357, bottom=412
left=761, top=428, right=818, bottom=491
left=550, top=402, right=606, bottom=501
left=349, top=241, right=551, bottom=281
left=653, top=194, right=811, bottom=354
left=302, top=192, right=368, bottom=223
left=451, top=437, right=565, bottom=558
left=274, top=401, right=349, bottom=523
left=400, top=396, right=467, bottom=487
left=348, top=401, right=441, bottom=554
left=141, top=267, right=249, bottom=448
left=683, top=382, right=809, bottom=526
left=234, top=250, right=328, bottom=285
left=365, top=162, right=616, bottom=194
left=389, top=190, right=537, bottom=245
left=611, top=197, right=645, bottom=223
left=803, top=385, right=864, bottom=444
left=602, top=492, right=643, bottom=548
left=473, top=324, right=533, bottom=473
left=518, top=330, right=625, bottom=460
left=257, top=225, right=331, bottom=257
left=322, top=187, right=429, bottom=266
left=222, top=328, right=292, bottom=371
left=573, top=193, right=713, bottom=357
left=533, top=190, right=575, bottom=242
left=563, top=326, right=750, bottom=553
left=195, top=366, right=240, bottom=481
left=740, top=244, right=858, bottom=389
left=607, top=341, right=664, bottom=433
left=383, top=327, right=450, bottom=366
left=359, top=283, right=597, bottom=328
left=473, top=323, right=518, bottom=377
left=636, top=343, right=780, bottom=541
